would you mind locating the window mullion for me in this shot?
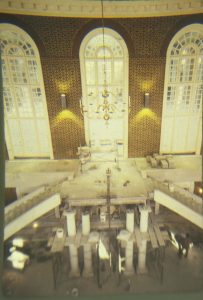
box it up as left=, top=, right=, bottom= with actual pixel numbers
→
left=0, top=24, right=53, bottom=158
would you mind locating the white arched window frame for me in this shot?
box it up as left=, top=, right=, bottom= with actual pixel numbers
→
left=0, top=23, right=53, bottom=159
left=79, top=28, right=129, bottom=159
left=160, top=24, right=203, bottom=154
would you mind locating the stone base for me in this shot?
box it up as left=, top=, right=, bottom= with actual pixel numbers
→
left=82, top=269, right=94, bottom=278
left=124, top=268, right=134, bottom=276
left=68, top=270, right=80, bottom=278
left=136, top=267, right=148, bottom=274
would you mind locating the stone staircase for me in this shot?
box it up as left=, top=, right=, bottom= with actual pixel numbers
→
left=5, top=179, right=66, bottom=226
left=4, top=179, right=66, bottom=240
left=148, top=176, right=203, bottom=229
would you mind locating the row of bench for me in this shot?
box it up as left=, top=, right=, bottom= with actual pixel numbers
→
left=146, top=154, right=176, bottom=169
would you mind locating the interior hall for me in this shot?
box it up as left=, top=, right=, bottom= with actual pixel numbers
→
left=0, top=0, right=203, bottom=297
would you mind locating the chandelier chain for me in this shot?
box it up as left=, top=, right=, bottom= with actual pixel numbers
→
left=101, top=0, right=107, bottom=87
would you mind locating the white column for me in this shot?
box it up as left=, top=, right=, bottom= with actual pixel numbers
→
left=137, top=239, right=147, bottom=274
left=65, top=209, right=80, bottom=277
left=69, top=244, right=80, bottom=277
left=55, top=206, right=60, bottom=218
left=155, top=202, right=160, bottom=215
left=124, top=241, right=134, bottom=275
left=82, top=212, right=90, bottom=236
left=16, top=186, right=22, bottom=198
left=126, top=209, right=134, bottom=233
left=64, top=209, right=76, bottom=237
left=139, top=205, right=151, bottom=233
left=83, top=243, right=93, bottom=277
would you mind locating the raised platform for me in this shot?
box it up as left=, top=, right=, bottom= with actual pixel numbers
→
left=5, top=159, right=79, bottom=197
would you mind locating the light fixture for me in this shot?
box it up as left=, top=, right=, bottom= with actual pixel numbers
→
left=61, top=93, right=67, bottom=109
left=144, top=92, right=150, bottom=108
left=32, top=222, right=39, bottom=229
left=80, top=0, right=131, bottom=123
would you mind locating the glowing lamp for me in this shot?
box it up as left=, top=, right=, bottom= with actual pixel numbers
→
left=32, top=222, right=39, bottom=229
left=61, top=93, right=67, bottom=109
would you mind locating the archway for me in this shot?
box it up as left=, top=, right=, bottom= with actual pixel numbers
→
left=79, top=27, right=129, bottom=160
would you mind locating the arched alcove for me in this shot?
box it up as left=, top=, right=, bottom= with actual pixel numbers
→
left=79, top=27, right=129, bottom=160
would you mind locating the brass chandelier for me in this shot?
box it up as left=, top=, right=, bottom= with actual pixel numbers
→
left=80, top=0, right=130, bottom=123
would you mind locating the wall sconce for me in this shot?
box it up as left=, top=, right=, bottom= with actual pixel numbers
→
left=144, top=92, right=150, bottom=108
left=61, top=93, right=67, bottom=109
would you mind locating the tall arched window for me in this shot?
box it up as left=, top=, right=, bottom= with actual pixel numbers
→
left=160, top=24, right=203, bottom=154
left=0, top=23, right=53, bottom=159
left=80, top=28, right=129, bottom=160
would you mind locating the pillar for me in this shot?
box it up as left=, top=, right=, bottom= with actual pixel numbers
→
left=69, top=244, right=80, bottom=277
left=83, top=243, right=93, bottom=277
left=139, top=205, right=151, bottom=233
left=55, top=206, right=60, bottom=218
left=126, top=209, right=134, bottom=233
left=137, top=239, right=147, bottom=274
left=124, top=241, right=134, bottom=275
left=154, top=202, right=160, bottom=215
left=65, top=210, right=79, bottom=277
left=64, top=209, right=76, bottom=237
left=16, top=186, right=22, bottom=198
left=82, top=212, right=90, bottom=236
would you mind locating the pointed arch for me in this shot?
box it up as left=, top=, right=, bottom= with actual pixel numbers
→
left=0, top=23, right=53, bottom=159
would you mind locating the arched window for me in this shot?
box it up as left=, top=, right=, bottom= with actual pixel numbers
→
left=160, top=24, right=203, bottom=154
left=0, top=23, right=53, bottom=159
left=80, top=28, right=129, bottom=160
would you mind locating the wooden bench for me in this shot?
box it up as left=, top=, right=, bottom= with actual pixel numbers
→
left=153, top=224, right=165, bottom=247
left=134, top=226, right=142, bottom=247
left=148, top=227, right=159, bottom=248
left=160, top=159, right=168, bottom=169
left=147, top=154, right=176, bottom=169
left=150, top=157, right=158, bottom=168
left=149, top=213, right=166, bottom=247
left=166, top=157, right=176, bottom=168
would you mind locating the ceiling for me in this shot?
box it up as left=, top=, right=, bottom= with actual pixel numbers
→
left=0, top=0, right=202, bottom=18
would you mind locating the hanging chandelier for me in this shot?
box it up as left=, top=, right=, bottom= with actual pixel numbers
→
left=96, top=0, right=115, bottom=122
left=80, top=0, right=131, bottom=123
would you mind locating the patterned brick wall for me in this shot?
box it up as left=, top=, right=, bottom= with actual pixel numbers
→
left=41, top=57, right=85, bottom=159
left=128, top=57, right=165, bottom=157
left=1, top=13, right=202, bottom=158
